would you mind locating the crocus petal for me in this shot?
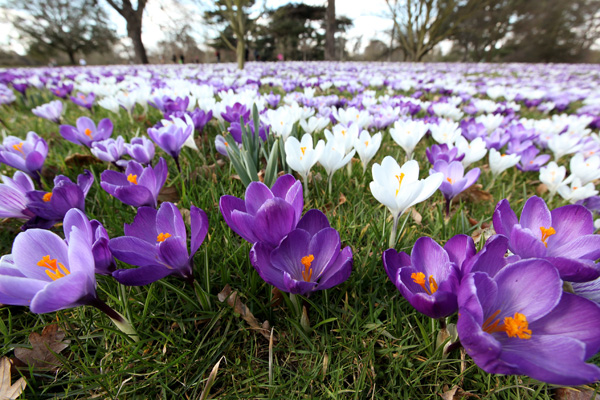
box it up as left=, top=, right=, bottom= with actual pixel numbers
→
left=308, top=228, right=341, bottom=279
left=63, top=208, right=93, bottom=245
left=189, top=206, right=208, bottom=256
left=283, top=272, right=318, bottom=295
left=253, top=198, right=297, bottom=246
left=549, top=204, right=595, bottom=246
left=112, top=265, right=174, bottom=286
left=114, top=185, right=155, bottom=207
left=250, top=242, right=287, bottom=290
left=493, top=199, right=518, bottom=237
left=316, top=246, right=352, bottom=290
left=444, top=234, right=475, bottom=271
left=30, top=271, right=94, bottom=313
left=296, top=209, right=330, bottom=236
left=549, top=234, right=600, bottom=261
left=229, top=210, right=261, bottom=244
left=270, top=229, right=311, bottom=278
left=158, top=236, right=190, bottom=275
left=508, top=225, right=547, bottom=258
left=519, top=196, right=551, bottom=232
left=124, top=207, right=158, bottom=244
left=531, top=292, right=600, bottom=359
left=244, top=181, right=274, bottom=215
left=543, top=257, right=600, bottom=282
left=109, top=236, right=163, bottom=267
left=0, top=275, right=47, bottom=305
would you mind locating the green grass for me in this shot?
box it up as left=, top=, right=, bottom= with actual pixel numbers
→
left=0, top=88, right=596, bottom=399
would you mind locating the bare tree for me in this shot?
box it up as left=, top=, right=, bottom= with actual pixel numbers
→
left=8, top=0, right=117, bottom=64
left=325, top=0, right=336, bottom=60
left=385, top=0, right=485, bottom=61
left=104, top=0, right=149, bottom=64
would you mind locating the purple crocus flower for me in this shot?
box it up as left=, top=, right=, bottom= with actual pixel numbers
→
left=109, top=202, right=208, bottom=285
left=63, top=208, right=116, bottom=275
left=265, top=93, right=281, bottom=108
left=91, top=136, right=126, bottom=163
left=516, top=146, right=550, bottom=172
left=163, top=96, right=189, bottom=114
left=100, top=157, right=167, bottom=208
left=189, top=108, right=213, bottom=132
left=50, top=83, right=73, bottom=98
left=0, top=211, right=97, bottom=312
left=60, top=117, right=113, bottom=148
left=457, top=259, right=600, bottom=386
left=32, top=100, right=64, bottom=124
left=250, top=209, right=352, bottom=295
left=383, top=236, right=460, bottom=319
left=25, top=170, right=94, bottom=229
left=221, top=103, right=250, bottom=124
left=70, top=92, right=95, bottom=109
left=147, top=123, right=192, bottom=171
left=426, top=144, right=464, bottom=165
left=432, top=160, right=480, bottom=203
left=220, top=174, right=303, bottom=247
left=0, top=132, right=48, bottom=180
left=0, top=171, right=35, bottom=219
left=124, top=137, right=155, bottom=166
left=493, top=196, right=600, bottom=282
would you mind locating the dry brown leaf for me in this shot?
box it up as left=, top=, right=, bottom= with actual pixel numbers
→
left=440, top=386, right=458, bottom=400
left=455, top=184, right=493, bottom=204
left=0, top=357, right=26, bottom=399
left=180, top=208, right=191, bottom=226
left=157, top=186, right=180, bottom=203
left=471, top=225, right=495, bottom=244
left=536, top=183, right=548, bottom=196
left=13, top=324, right=70, bottom=371
left=64, top=153, right=102, bottom=168
left=440, top=385, right=480, bottom=400
left=555, top=387, right=600, bottom=400
left=411, top=208, right=422, bottom=225
left=218, top=285, right=275, bottom=341
left=338, top=192, right=347, bottom=206
left=270, top=287, right=283, bottom=308
left=199, top=356, right=225, bottom=400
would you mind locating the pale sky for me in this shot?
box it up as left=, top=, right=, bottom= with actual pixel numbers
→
left=1, top=1, right=394, bottom=56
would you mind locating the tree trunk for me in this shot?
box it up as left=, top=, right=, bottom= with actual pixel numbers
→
left=68, top=51, right=76, bottom=65
left=126, top=16, right=149, bottom=64
left=325, top=0, right=336, bottom=60
left=236, top=38, right=245, bottom=70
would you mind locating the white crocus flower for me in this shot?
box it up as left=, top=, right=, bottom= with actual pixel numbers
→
left=558, top=177, right=599, bottom=204
left=570, top=153, right=600, bottom=185
left=285, top=134, right=325, bottom=196
left=370, top=157, right=443, bottom=247
left=455, top=136, right=487, bottom=168
left=318, top=137, right=356, bottom=195
left=354, top=130, right=382, bottom=174
left=539, top=162, right=569, bottom=199
left=115, top=90, right=137, bottom=116
left=98, top=96, right=120, bottom=115
left=389, top=119, right=428, bottom=160
left=265, top=108, right=295, bottom=140
left=300, top=116, right=329, bottom=134
left=547, top=133, right=583, bottom=161
left=476, top=114, right=504, bottom=134
left=431, top=102, right=463, bottom=121
left=489, top=148, right=520, bottom=178
left=325, top=124, right=359, bottom=155
left=430, top=120, right=461, bottom=147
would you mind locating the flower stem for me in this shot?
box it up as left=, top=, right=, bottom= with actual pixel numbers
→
left=327, top=174, right=333, bottom=198
left=302, top=175, right=309, bottom=200
left=389, top=213, right=399, bottom=248
left=445, top=198, right=452, bottom=218
left=91, top=298, right=139, bottom=342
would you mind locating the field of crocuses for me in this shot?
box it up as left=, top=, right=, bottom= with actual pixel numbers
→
left=0, top=61, right=600, bottom=398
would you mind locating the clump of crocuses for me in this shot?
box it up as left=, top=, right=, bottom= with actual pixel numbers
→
left=59, top=117, right=113, bottom=148
left=0, top=132, right=48, bottom=184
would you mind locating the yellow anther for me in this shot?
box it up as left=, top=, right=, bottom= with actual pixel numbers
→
left=84, top=128, right=93, bottom=137
left=300, top=147, right=306, bottom=156
left=446, top=177, right=453, bottom=183
left=395, top=172, right=405, bottom=197
left=504, top=312, right=532, bottom=339
left=539, top=226, right=556, bottom=247
left=43, top=192, right=53, bottom=202
left=127, top=174, right=138, bottom=185
left=411, top=272, right=438, bottom=295
left=365, top=140, right=369, bottom=147
left=157, top=232, right=172, bottom=242
left=37, top=255, right=70, bottom=281
left=301, top=255, right=314, bottom=282
left=12, top=142, right=25, bottom=155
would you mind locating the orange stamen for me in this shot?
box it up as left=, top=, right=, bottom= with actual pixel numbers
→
left=446, top=177, right=453, bottom=184
left=301, top=254, right=314, bottom=282
left=84, top=128, right=93, bottom=137
left=42, top=192, right=53, bottom=202
left=483, top=310, right=532, bottom=339
left=395, top=172, right=405, bottom=197
left=157, top=232, right=171, bottom=242
left=410, top=272, right=438, bottom=295
left=539, top=226, right=556, bottom=247
left=127, top=174, right=138, bottom=185
left=12, top=142, right=25, bottom=155
left=37, top=255, right=70, bottom=281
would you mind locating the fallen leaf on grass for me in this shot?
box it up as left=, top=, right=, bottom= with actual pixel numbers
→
left=471, top=225, right=495, bottom=244
left=440, top=385, right=480, bottom=400
left=157, top=186, right=180, bottom=203
left=455, top=184, right=493, bottom=204
left=13, top=324, right=70, bottom=371
left=218, top=285, right=275, bottom=341
left=0, top=357, right=26, bottom=399
left=536, top=183, right=548, bottom=196
left=338, top=192, right=347, bottom=206
left=555, top=387, right=600, bottom=400
left=64, top=153, right=101, bottom=168
left=411, top=208, right=422, bottom=225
